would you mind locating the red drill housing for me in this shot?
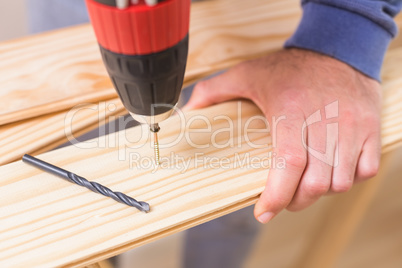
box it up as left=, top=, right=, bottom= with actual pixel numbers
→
left=86, top=0, right=190, bottom=55
left=86, top=0, right=190, bottom=118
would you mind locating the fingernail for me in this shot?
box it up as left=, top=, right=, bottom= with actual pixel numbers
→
left=258, top=212, right=275, bottom=224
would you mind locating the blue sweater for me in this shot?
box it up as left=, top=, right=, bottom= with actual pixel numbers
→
left=285, top=0, right=402, bottom=81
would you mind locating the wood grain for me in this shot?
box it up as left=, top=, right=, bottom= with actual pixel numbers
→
left=380, top=47, right=402, bottom=153
left=84, top=260, right=113, bottom=268
left=2, top=0, right=399, bottom=167
left=0, top=101, right=269, bottom=267
left=0, top=0, right=301, bottom=125
left=0, top=98, right=126, bottom=166
left=0, top=26, right=115, bottom=125
left=1, top=48, right=402, bottom=266
left=1, top=44, right=401, bottom=167
left=0, top=0, right=302, bottom=166
left=0, top=1, right=402, bottom=267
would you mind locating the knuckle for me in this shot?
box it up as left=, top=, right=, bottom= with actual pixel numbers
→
left=280, top=150, right=307, bottom=170
left=331, top=180, right=353, bottom=193
left=303, top=179, right=330, bottom=196
left=359, top=162, right=380, bottom=179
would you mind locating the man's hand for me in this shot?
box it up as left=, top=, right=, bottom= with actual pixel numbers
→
left=184, top=48, right=382, bottom=223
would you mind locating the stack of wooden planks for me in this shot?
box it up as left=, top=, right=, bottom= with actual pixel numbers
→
left=1, top=0, right=402, bottom=267
left=0, top=0, right=301, bottom=165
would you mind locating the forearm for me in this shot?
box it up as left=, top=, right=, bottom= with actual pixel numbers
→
left=285, top=0, right=402, bottom=81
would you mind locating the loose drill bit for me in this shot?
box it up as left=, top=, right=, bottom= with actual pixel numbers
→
left=22, top=154, right=150, bottom=213
left=150, top=123, right=161, bottom=165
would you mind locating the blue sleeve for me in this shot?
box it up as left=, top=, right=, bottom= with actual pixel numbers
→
left=284, top=0, right=402, bottom=81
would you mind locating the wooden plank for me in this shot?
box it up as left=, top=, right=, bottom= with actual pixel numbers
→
left=0, top=2, right=401, bottom=267
left=0, top=79, right=204, bottom=167
left=29, top=107, right=128, bottom=157
left=84, top=260, right=113, bottom=268
left=0, top=101, right=269, bottom=267
left=2, top=41, right=400, bottom=166
left=0, top=78, right=203, bottom=167
left=0, top=26, right=115, bottom=125
left=0, top=98, right=126, bottom=166
left=69, top=197, right=259, bottom=268
left=0, top=0, right=302, bottom=165
left=381, top=47, right=402, bottom=153
left=2, top=0, right=399, bottom=166
left=0, top=0, right=301, bottom=125
left=1, top=44, right=402, bottom=265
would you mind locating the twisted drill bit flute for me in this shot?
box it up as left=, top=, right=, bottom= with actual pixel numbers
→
left=22, top=154, right=150, bottom=213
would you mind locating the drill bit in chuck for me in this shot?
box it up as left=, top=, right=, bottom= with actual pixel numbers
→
left=150, top=123, right=161, bottom=165
left=22, top=154, right=150, bottom=213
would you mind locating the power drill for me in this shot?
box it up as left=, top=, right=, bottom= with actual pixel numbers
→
left=85, top=0, right=190, bottom=164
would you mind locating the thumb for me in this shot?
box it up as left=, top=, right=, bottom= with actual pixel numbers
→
left=183, top=70, right=246, bottom=111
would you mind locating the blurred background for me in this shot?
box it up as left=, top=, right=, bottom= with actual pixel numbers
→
left=0, top=0, right=29, bottom=41
left=0, top=0, right=90, bottom=41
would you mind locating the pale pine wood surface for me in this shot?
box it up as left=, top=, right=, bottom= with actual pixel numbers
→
left=1, top=1, right=402, bottom=267
left=0, top=98, right=126, bottom=166
left=1, top=47, right=402, bottom=265
left=0, top=0, right=302, bottom=167
left=0, top=26, right=115, bottom=125
left=84, top=260, right=113, bottom=268
left=0, top=0, right=301, bottom=125
left=1, top=0, right=401, bottom=168
left=0, top=102, right=268, bottom=267
left=1, top=44, right=401, bottom=167
left=381, top=48, right=402, bottom=153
